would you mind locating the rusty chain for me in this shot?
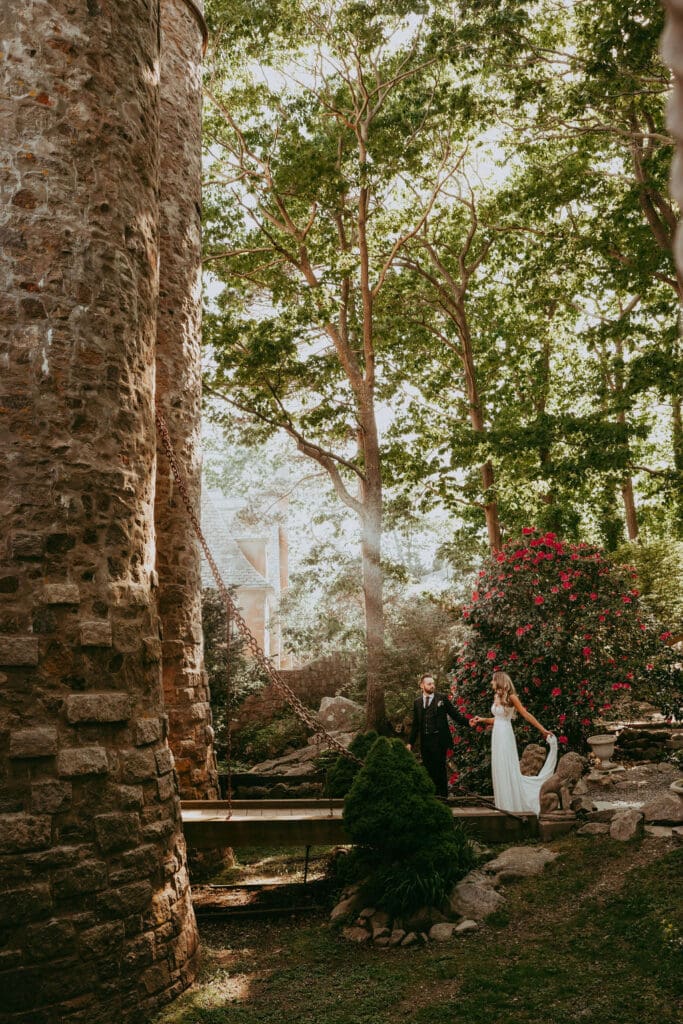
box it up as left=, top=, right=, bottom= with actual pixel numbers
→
left=154, top=403, right=362, bottom=768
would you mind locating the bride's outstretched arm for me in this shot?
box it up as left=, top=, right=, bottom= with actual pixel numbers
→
left=470, top=716, right=494, bottom=727
left=510, top=694, right=552, bottom=738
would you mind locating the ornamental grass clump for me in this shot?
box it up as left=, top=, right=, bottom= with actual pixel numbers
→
left=342, top=736, right=475, bottom=916
left=449, top=527, right=680, bottom=792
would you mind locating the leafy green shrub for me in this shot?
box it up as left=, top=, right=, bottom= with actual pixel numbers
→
left=611, top=540, right=683, bottom=636
left=342, top=737, right=475, bottom=915
left=323, top=731, right=378, bottom=797
left=233, top=714, right=309, bottom=764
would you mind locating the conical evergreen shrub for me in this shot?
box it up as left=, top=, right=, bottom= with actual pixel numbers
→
left=342, top=737, right=475, bottom=915
left=323, top=731, right=378, bottom=797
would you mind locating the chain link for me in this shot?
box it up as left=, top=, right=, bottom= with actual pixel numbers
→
left=155, top=403, right=362, bottom=769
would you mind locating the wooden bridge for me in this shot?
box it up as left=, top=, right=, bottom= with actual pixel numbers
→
left=181, top=798, right=542, bottom=847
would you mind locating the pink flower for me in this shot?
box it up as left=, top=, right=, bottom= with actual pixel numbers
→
left=496, top=552, right=505, bottom=563
left=487, top=651, right=497, bottom=660
left=551, top=585, right=559, bottom=594
left=551, top=687, right=561, bottom=697
left=534, top=595, right=544, bottom=605
left=589, top=592, right=598, bottom=600
left=522, top=527, right=536, bottom=535
left=472, top=591, right=479, bottom=602
left=581, top=718, right=592, bottom=726
left=569, top=594, right=577, bottom=601
left=449, top=772, right=459, bottom=785
left=550, top=664, right=559, bottom=673
left=558, top=713, right=567, bottom=724
left=660, top=631, right=672, bottom=641
left=582, top=647, right=591, bottom=659
left=558, top=736, right=569, bottom=745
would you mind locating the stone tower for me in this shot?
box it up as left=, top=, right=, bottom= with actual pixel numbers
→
left=0, top=1, right=199, bottom=1020
left=155, top=0, right=219, bottom=801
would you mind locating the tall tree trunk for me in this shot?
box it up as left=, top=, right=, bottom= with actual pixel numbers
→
left=621, top=477, right=639, bottom=542
left=614, top=340, right=639, bottom=542
left=459, top=314, right=503, bottom=552
left=672, top=395, right=683, bottom=538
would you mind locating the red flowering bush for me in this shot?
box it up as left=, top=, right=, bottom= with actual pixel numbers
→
left=447, top=528, right=679, bottom=793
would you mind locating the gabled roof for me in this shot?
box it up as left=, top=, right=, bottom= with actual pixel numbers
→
left=200, top=491, right=274, bottom=591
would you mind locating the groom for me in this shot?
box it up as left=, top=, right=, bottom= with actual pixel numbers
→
left=407, top=674, right=466, bottom=799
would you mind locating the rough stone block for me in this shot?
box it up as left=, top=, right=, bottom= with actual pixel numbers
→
left=9, top=727, right=58, bottom=758
left=0, top=813, right=52, bottom=852
left=43, top=583, right=80, bottom=605
left=155, top=747, right=174, bottom=776
left=122, top=749, right=158, bottom=781
left=97, top=881, right=153, bottom=917
left=142, top=637, right=162, bottom=664
left=94, top=812, right=140, bottom=852
left=121, top=844, right=160, bottom=876
left=31, top=781, right=72, bottom=813
left=57, top=747, right=109, bottom=777
left=0, top=637, right=39, bottom=666
left=115, top=785, right=144, bottom=810
left=135, top=718, right=163, bottom=746
left=66, top=693, right=132, bottom=723
left=79, top=921, right=125, bottom=960
left=79, top=621, right=113, bottom=647
left=25, top=918, right=76, bottom=960
left=52, top=861, right=108, bottom=898
left=0, top=885, right=52, bottom=926
left=12, top=533, right=43, bottom=559
left=140, top=962, right=172, bottom=995
left=157, top=774, right=175, bottom=802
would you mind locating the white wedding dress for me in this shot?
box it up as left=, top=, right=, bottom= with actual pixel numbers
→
left=491, top=702, right=558, bottom=814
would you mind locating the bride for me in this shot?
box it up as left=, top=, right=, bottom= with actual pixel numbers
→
left=470, top=671, right=558, bottom=815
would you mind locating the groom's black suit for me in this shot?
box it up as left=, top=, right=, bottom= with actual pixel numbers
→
left=408, top=692, right=466, bottom=798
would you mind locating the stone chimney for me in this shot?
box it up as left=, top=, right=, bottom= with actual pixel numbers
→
left=0, top=1, right=198, bottom=1019
left=155, top=0, right=218, bottom=801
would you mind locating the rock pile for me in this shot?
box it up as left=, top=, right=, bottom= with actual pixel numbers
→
left=331, top=847, right=559, bottom=945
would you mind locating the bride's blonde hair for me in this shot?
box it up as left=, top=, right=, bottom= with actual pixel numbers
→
left=492, top=671, right=517, bottom=710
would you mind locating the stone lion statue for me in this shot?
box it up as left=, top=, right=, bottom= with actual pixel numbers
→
left=539, top=751, right=587, bottom=813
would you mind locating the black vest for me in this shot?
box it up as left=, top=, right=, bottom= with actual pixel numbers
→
left=423, top=697, right=439, bottom=735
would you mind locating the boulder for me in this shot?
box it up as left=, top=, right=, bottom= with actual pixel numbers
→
left=389, top=929, right=406, bottom=947
left=641, top=793, right=683, bottom=825
left=342, top=926, right=370, bottom=943
left=369, top=910, right=391, bottom=941
left=401, top=932, right=419, bottom=947
left=330, top=893, right=363, bottom=923
left=448, top=871, right=505, bottom=920
left=455, top=919, right=479, bottom=935
left=404, top=905, right=448, bottom=933
left=482, top=846, right=558, bottom=882
left=316, top=697, right=365, bottom=733
left=577, top=822, right=609, bottom=836
left=609, top=810, right=644, bottom=841
left=429, top=923, right=456, bottom=942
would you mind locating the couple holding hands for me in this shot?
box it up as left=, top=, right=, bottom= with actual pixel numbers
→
left=407, top=671, right=557, bottom=814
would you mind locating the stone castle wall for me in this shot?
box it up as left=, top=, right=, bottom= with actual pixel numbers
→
left=0, top=1, right=199, bottom=1020
left=155, top=0, right=218, bottom=801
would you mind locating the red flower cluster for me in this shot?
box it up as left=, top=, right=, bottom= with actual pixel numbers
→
left=449, top=527, right=678, bottom=791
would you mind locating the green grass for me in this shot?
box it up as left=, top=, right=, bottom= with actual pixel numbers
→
left=155, top=838, right=682, bottom=1024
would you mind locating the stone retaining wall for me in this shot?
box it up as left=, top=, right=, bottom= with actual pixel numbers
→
left=232, top=654, right=354, bottom=730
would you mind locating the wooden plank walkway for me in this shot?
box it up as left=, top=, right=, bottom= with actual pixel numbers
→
left=181, top=799, right=540, bottom=847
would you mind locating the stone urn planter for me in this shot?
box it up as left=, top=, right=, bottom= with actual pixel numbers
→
left=587, top=734, right=617, bottom=769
